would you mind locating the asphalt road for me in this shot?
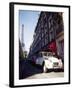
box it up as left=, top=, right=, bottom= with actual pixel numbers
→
left=19, top=60, right=64, bottom=79
left=19, top=59, right=43, bottom=79
left=27, top=72, right=64, bottom=79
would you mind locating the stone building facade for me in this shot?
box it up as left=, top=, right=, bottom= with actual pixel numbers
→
left=28, top=11, right=64, bottom=61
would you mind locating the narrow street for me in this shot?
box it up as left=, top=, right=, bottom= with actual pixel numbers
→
left=19, top=59, right=64, bottom=79
left=27, top=72, right=64, bottom=79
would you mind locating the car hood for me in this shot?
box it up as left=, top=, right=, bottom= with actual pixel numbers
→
left=48, top=56, right=59, bottom=62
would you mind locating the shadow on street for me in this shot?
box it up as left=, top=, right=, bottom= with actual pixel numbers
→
left=19, top=59, right=43, bottom=79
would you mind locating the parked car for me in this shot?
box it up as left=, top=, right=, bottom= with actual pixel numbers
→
left=35, top=51, right=63, bottom=73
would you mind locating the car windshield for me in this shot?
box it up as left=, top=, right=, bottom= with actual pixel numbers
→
left=47, top=52, right=53, bottom=56
left=39, top=52, right=55, bottom=57
left=44, top=57, right=48, bottom=60
left=43, top=53, right=47, bottom=56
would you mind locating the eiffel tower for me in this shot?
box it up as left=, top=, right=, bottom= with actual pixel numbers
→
left=21, top=24, right=25, bottom=51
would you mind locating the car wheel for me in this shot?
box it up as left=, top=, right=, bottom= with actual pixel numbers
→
left=43, top=64, right=47, bottom=73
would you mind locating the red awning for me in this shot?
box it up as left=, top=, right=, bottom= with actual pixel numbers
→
left=48, top=41, right=57, bottom=53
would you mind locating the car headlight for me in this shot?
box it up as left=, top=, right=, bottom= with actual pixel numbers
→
left=59, top=59, right=62, bottom=66
left=59, top=59, right=62, bottom=62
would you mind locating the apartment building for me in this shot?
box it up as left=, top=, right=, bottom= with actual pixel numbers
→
left=28, top=12, right=64, bottom=61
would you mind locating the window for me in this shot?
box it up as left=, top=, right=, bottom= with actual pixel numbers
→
left=49, top=28, right=54, bottom=41
left=45, top=29, right=47, bottom=34
left=45, top=35, right=48, bottom=45
left=49, top=22, right=51, bottom=29
left=42, top=39, right=45, bottom=47
left=39, top=36, right=41, bottom=40
left=45, top=39, right=46, bottom=45
left=42, top=32, right=44, bottom=38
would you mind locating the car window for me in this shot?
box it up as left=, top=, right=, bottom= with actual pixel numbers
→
left=48, top=52, right=52, bottom=56
left=43, top=53, right=47, bottom=56
left=44, top=57, right=48, bottom=60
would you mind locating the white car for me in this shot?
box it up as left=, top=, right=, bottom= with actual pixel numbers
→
left=36, top=52, right=63, bottom=73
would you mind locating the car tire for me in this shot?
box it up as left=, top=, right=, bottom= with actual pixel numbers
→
left=43, top=63, right=47, bottom=73
left=42, top=61, right=44, bottom=67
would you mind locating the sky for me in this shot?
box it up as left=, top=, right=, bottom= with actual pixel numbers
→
left=19, top=10, right=40, bottom=53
